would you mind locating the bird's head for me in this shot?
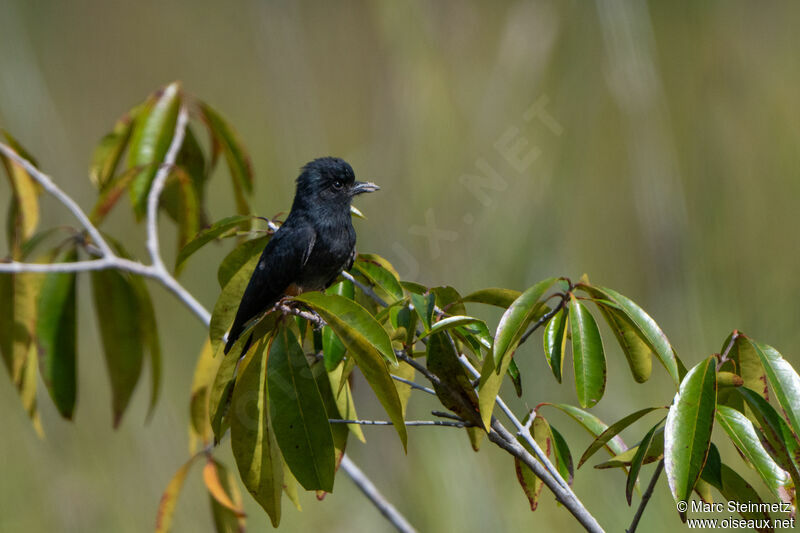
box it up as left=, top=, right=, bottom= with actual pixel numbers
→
left=293, top=157, right=379, bottom=211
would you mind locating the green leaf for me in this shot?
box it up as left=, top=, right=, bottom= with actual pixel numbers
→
left=101, top=236, right=161, bottom=419
left=569, top=297, right=606, bottom=408
left=155, top=453, right=203, bottom=533
left=543, top=307, right=567, bottom=383
left=594, top=300, right=652, bottom=383
left=311, top=360, right=349, bottom=488
left=294, top=292, right=407, bottom=449
left=162, top=125, right=208, bottom=228
left=748, top=339, right=800, bottom=436
left=626, top=421, right=661, bottom=505
left=133, top=276, right=161, bottom=421
left=392, top=360, right=415, bottom=421
left=1, top=134, right=40, bottom=244
left=549, top=424, right=574, bottom=485
left=594, top=428, right=664, bottom=469
left=664, top=356, right=717, bottom=514
left=175, top=215, right=253, bottom=274
left=327, top=360, right=365, bottom=442
left=477, top=279, right=557, bottom=430
left=410, top=292, right=435, bottom=332
left=217, top=236, right=270, bottom=289
left=91, top=268, right=145, bottom=427
left=167, top=167, right=201, bottom=250
left=127, top=82, right=181, bottom=219
left=36, top=248, right=78, bottom=419
left=198, top=102, right=253, bottom=215
left=426, top=331, right=480, bottom=426
left=514, top=415, right=552, bottom=511
left=230, top=338, right=282, bottom=526
left=424, top=315, right=485, bottom=338
left=493, top=278, right=557, bottom=368
left=89, top=166, right=146, bottom=225
left=461, top=288, right=522, bottom=308
left=268, top=327, right=335, bottom=492
left=507, top=358, right=523, bottom=397
left=716, top=405, right=790, bottom=500
left=209, top=341, right=239, bottom=443
left=399, top=280, right=427, bottom=295
left=718, top=464, right=774, bottom=529
left=322, top=281, right=354, bottom=371
left=578, top=407, right=664, bottom=468
left=295, top=292, right=396, bottom=364
left=737, top=387, right=800, bottom=490
left=583, top=285, right=679, bottom=386
left=542, top=403, right=628, bottom=458
left=699, top=442, right=723, bottom=491
left=209, top=251, right=262, bottom=350
left=352, top=257, right=403, bottom=303
left=724, top=334, right=768, bottom=401
left=89, top=106, right=138, bottom=190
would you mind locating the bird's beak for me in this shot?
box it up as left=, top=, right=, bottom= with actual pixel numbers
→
left=351, top=181, right=380, bottom=196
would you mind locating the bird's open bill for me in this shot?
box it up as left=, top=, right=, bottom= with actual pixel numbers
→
left=351, top=181, right=380, bottom=195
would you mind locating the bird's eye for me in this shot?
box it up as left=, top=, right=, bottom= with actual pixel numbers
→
left=332, top=180, right=344, bottom=190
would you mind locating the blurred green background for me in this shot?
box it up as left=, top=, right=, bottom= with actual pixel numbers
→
left=2, top=1, right=799, bottom=531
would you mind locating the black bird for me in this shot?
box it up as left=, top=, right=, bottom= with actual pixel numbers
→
left=224, top=157, right=378, bottom=355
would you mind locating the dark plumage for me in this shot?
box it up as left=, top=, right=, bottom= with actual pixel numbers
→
left=224, top=157, right=378, bottom=355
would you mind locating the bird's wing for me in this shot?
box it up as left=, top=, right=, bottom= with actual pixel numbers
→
left=301, top=229, right=316, bottom=267
left=224, top=223, right=316, bottom=354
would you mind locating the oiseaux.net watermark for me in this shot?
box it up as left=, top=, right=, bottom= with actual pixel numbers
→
left=678, top=499, right=795, bottom=529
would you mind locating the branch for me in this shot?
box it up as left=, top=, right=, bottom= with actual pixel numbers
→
left=457, top=354, right=571, bottom=493
left=274, top=302, right=326, bottom=328
left=627, top=459, right=664, bottom=533
left=329, top=419, right=472, bottom=428
left=0, top=143, right=114, bottom=257
left=395, top=350, right=441, bottom=387
left=488, top=419, right=604, bottom=533
left=391, top=374, right=435, bottom=396
left=339, top=455, right=417, bottom=533
left=716, top=330, right=740, bottom=371
left=146, top=106, right=189, bottom=271
left=341, top=270, right=388, bottom=307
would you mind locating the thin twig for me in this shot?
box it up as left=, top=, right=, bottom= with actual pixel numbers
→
left=339, top=455, right=417, bottom=533
left=716, top=330, right=740, bottom=371
left=395, top=350, right=441, bottom=386
left=341, top=270, right=389, bottom=307
left=146, top=104, right=189, bottom=271
left=0, top=143, right=114, bottom=257
left=431, top=411, right=466, bottom=422
left=627, top=459, right=664, bottom=533
left=329, top=419, right=471, bottom=428
left=275, top=302, right=325, bottom=328
left=457, top=355, right=571, bottom=493
left=488, top=419, right=604, bottom=533
left=391, top=374, right=435, bottom=396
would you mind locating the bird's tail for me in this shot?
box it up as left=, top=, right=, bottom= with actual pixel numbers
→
left=224, top=331, right=254, bottom=357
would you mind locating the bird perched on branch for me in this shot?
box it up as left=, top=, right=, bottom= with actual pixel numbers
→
left=224, top=157, right=379, bottom=355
